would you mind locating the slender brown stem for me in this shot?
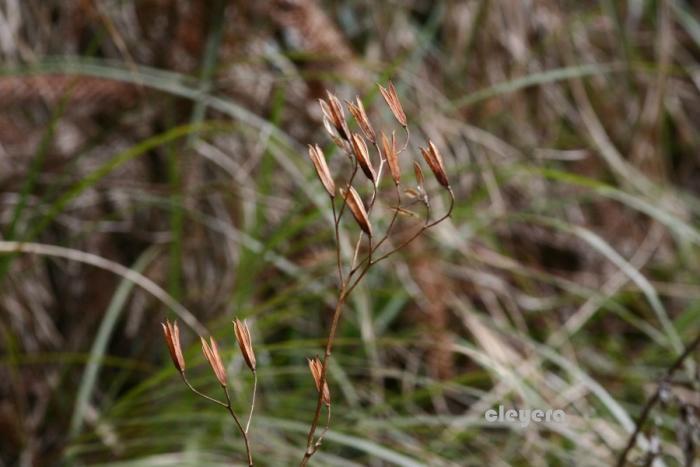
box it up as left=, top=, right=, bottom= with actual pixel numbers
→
left=223, top=386, right=254, bottom=467
left=370, top=187, right=454, bottom=266
left=616, top=331, right=700, bottom=467
left=331, top=201, right=343, bottom=285
left=301, top=258, right=375, bottom=467
left=336, top=162, right=359, bottom=229
left=367, top=181, right=402, bottom=253
left=301, top=117, right=449, bottom=465
left=181, top=373, right=228, bottom=408
left=301, top=286, right=347, bottom=466
left=181, top=373, right=254, bottom=466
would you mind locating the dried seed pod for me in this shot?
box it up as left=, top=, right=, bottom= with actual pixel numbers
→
left=320, top=102, right=337, bottom=137
left=162, top=320, right=185, bottom=373
left=308, top=145, right=336, bottom=198
left=413, top=161, right=425, bottom=189
left=324, top=91, right=350, bottom=141
left=382, top=131, right=400, bottom=184
left=420, top=141, right=450, bottom=188
left=233, top=318, right=256, bottom=372
left=347, top=97, right=376, bottom=143
left=378, top=81, right=407, bottom=127
left=350, top=133, right=376, bottom=182
left=340, top=186, right=373, bottom=236
left=308, top=357, right=331, bottom=406
left=201, top=336, right=227, bottom=386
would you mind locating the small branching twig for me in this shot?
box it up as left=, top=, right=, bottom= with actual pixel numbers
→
left=162, top=319, right=258, bottom=466
left=301, top=83, right=455, bottom=465
left=616, top=331, right=700, bottom=467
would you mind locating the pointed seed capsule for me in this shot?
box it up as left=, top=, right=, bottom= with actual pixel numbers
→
left=350, top=133, right=376, bottom=182
left=378, top=81, right=407, bottom=127
left=233, top=318, right=256, bottom=372
left=420, top=141, right=450, bottom=188
left=340, top=186, right=373, bottom=236
left=308, top=357, right=331, bottom=406
left=162, top=320, right=185, bottom=373
left=347, top=96, right=376, bottom=143
left=382, top=131, right=400, bottom=184
left=307, top=144, right=336, bottom=198
left=201, top=336, right=227, bottom=386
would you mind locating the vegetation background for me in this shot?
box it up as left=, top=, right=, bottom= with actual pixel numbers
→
left=0, top=0, right=699, bottom=465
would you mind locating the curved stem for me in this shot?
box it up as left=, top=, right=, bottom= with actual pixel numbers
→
left=301, top=287, right=346, bottom=466
left=223, top=386, right=254, bottom=467
left=370, top=181, right=402, bottom=253
left=181, top=373, right=228, bottom=408
left=182, top=374, right=254, bottom=465
left=245, top=370, right=257, bottom=434
left=336, top=161, right=359, bottom=229
left=370, top=187, right=454, bottom=266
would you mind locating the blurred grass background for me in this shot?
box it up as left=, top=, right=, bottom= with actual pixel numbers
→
left=0, top=0, right=699, bottom=465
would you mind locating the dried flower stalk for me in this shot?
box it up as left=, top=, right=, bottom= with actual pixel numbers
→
left=162, top=321, right=256, bottom=466
left=300, top=82, right=455, bottom=466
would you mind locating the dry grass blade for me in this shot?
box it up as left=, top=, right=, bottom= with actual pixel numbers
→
left=347, top=97, right=376, bottom=143
left=379, top=81, right=407, bottom=127
left=307, top=358, right=331, bottom=406
left=162, top=320, right=185, bottom=373
left=201, top=336, right=228, bottom=386
left=420, top=141, right=450, bottom=188
left=350, top=133, right=376, bottom=181
left=340, top=186, right=372, bottom=236
left=382, top=131, right=400, bottom=184
left=233, top=318, right=256, bottom=372
left=307, top=144, right=336, bottom=198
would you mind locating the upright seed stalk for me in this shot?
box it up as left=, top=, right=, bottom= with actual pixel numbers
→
left=301, top=83, right=455, bottom=465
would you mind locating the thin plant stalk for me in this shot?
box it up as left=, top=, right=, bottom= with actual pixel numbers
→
left=301, top=85, right=454, bottom=465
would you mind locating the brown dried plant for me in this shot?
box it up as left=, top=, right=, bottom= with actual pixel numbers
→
left=162, top=319, right=257, bottom=466
left=301, top=82, right=455, bottom=465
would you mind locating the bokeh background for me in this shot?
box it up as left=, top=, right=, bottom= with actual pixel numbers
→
left=1, top=0, right=699, bottom=465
